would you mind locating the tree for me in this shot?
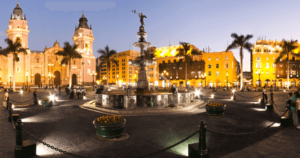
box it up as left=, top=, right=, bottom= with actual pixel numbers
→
left=2, top=38, right=27, bottom=89
left=226, top=33, right=253, bottom=90
left=97, top=45, right=118, bottom=88
left=176, top=42, right=201, bottom=90
left=55, top=42, right=82, bottom=87
left=275, top=39, right=298, bottom=90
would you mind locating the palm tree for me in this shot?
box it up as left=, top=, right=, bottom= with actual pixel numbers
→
left=97, top=45, right=118, bottom=88
left=226, top=33, right=253, bottom=90
left=55, top=42, right=82, bottom=87
left=2, top=38, right=27, bottom=90
left=176, top=42, right=201, bottom=89
left=275, top=39, right=298, bottom=90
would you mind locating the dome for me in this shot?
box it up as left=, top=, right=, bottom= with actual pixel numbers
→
left=77, top=13, right=90, bottom=30
left=12, top=3, right=24, bottom=20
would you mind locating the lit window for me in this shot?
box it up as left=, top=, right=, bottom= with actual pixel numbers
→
left=273, top=57, right=275, bottom=60
left=225, top=56, right=228, bottom=60
left=273, top=71, right=275, bottom=75
left=216, top=71, right=219, bottom=76
left=273, top=63, right=276, bottom=68
left=257, top=57, right=260, bottom=60
left=256, top=63, right=260, bottom=68
left=88, top=60, right=90, bottom=65
left=266, top=71, right=269, bottom=75
left=279, top=64, right=283, bottom=67
left=88, top=69, right=90, bottom=73
left=208, top=58, right=211, bottom=61
left=216, top=57, right=218, bottom=60
left=266, top=63, right=269, bottom=68
left=266, top=57, right=268, bottom=60
left=16, top=66, right=21, bottom=73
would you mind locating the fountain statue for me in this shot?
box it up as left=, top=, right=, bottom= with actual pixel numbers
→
left=130, top=10, right=155, bottom=92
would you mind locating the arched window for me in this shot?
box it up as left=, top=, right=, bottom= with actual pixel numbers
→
left=16, top=37, right=21, bottom=44
left=37, top=58, right=39, bottom=63
left=56, top=56, right=59, bottom=61
left=73, top=60, right=76, bottom=65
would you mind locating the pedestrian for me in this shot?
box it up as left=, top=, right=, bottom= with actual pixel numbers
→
left=59, top=86, right=61, bottom=96
left=33, top=89, right=38, bottom=104
left=54, top=87, right=57, bottom=98
left=291, top=92, right=300, bottom=129
left=296, top=92, right=300, bottom=118
left=263, top=86, right=268, bottom=103
left=73, top=87, right=77, bottom=99
left=69, top=86, right=73, bottom=99
left=4, top=89, right=8, bottom=100
left=77, top=88, right=81, bottom=99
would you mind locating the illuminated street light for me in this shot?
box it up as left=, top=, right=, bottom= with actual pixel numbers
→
left=90, top=71, right=97, bottom=91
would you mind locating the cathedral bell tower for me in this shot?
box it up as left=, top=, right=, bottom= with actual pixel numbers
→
left=72, top=12, right=95, bottom=84
left=7, top=2, right=29, bottom=48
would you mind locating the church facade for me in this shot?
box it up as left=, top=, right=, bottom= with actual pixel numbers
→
left=0, top=3, right=96, bottom=87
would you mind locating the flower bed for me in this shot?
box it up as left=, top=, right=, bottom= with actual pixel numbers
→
left=206, top=102, right=226, bottom=116
left=93, top=115, right=126, bottom=138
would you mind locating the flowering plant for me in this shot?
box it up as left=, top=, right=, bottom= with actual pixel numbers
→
left=207, top=102, right=224, bottom=107
left=96, top=115, right=124, bottom=124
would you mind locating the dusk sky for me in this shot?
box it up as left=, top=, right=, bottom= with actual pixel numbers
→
left=1, top=0, right=300, bottom=71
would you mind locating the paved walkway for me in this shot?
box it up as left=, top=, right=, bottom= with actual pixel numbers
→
left=0, top=107, right=15, bottom=158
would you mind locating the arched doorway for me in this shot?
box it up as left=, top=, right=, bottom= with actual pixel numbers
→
left=35, top=74, right=41, bottom=85
left=265, top=79, right=270, bottom=87
left=72, top=74, right=77, bottom=85
left=54, top=71, right=61, bottom=86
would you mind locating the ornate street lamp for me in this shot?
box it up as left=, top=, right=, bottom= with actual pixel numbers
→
left=226, top=72, right=228, bottom=90
left=8, top=74, right=13, bottom=89
left=90, top=71, right=97, bottom=91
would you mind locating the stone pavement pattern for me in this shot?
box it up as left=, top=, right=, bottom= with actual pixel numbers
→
left=0, top=107, right=15, bottom=158
left=1, top=88, right=300, bottom=158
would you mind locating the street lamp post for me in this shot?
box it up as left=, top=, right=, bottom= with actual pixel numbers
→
left=90, top=71, right=97, bottom=91
left=256, top=69, right=262, bottom=88
left=8, top=74, right=13, bottom=89
left=226, top=72, right=228, bottom=90
left=117, top=74, right=119, bottom=87
left=26, top=72, right=28, bottom=88
left=162, top=70, right=169, bottom=91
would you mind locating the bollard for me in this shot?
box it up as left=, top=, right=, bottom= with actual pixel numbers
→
left=198, top=121, right=209, bottom=157
left=233, top=92, right=236, bottom=100
left=15, top=119, right=23, bottom=158
left=270, top=92, right=273, bottom=106
left=7, top=97, right=10, bottom=110
left=261, top=92, right=264, bottom=104
left=8, top=102, right=12, bottom=122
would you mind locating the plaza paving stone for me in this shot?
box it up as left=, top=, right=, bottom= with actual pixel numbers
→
left=0, top=88, right=300, bottom=158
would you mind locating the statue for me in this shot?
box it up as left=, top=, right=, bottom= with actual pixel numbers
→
left=132, top=10, right=147, bottom=26
left=96, top=85, right=104, bottom=94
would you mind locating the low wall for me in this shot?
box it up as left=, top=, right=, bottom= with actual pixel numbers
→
left=95, top=91, right=195, bottom=109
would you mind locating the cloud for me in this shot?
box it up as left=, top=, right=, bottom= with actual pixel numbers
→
left=45, top=2, right=116, bottom=12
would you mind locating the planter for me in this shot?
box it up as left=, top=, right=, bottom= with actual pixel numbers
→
left=93, top=119, right=126, bottom=139
left=206, top=105, right=226, bottom=116
left=42, top=99, right=52, bottom=107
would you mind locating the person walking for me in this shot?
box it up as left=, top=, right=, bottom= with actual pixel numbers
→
left=291, top=92, right=300, bottom=129
left=76, top=88, right=81, bottom=99
left=4, top=89, right=9, bottom=101
left=33, top=89, right=38, bottom=104
left=263, top=86, right=268, bottom=103
left=59, top=86, right=61, bottom=96
left=73, top=87, right=77, bottom=99
left=69, top=86, right=73, bottom=99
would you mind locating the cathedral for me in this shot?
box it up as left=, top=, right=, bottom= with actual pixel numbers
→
left=0, top=2, right=96, bottom=87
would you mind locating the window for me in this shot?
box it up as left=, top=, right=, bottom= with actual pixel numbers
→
left=129, top=75, right=132, bottom=78
left=73, top=61, right=76, bottom=65
left=216, top=71, right=219, bottom=76
left=273, top=57, right=275, bottom=60
left=122, top=71, right=125, bottom=74
left=16, top=66, right=20, bottom=73
left=56, top=56, right=58, bottom=61
left=216, top=64, right=219, bottom=68
left=266, top=57, right=269, bottom=60
left=292, top=70, right=296, bottom=75
left=279, top=64, right=283, bottom=67
left=208, top=58, right=211, bottom=61
left=208, top=64, right=211, bottom=68
left=226, top=63, right=229, bottom=68
left=225, top=56, right=228, bottom=60
left=266, top=71, right=269, bottom=75
left=273, top=63, right=276, bottom=68
left=87, top=60, right=90, bottom=65
left=273, top=71, right=275, bottom=75
left=257, top=57, right=260, bottom=60
left=88, top=69, right=90, bottom=73
left=129, top=71, right=132, bottom=74
left=208, top=71, right=211, bottom=76
left=256, top=63, right=260, bottom=68
left=112, top=68, right=115, bottom=71
left=232, top=62, right=233, bottom=68
left=112, top=76, right=115, bottom=79
left=150, top=74, right=153, bottom=77
left=122, top=75, right=125, bottom=78
left=112, top=72, right=115, bottom=75
left=266, top=63, right=269, bottom=68
left=129, top=67, right=132, bottom=70
left=293, top=64, right=296, bottom=68
left=122, top=67, right=125, bottom=70
left=122, top=63, right=125, bottom=66
left=129, top=59, right=132, bottom=61
left=36, top=58, right=39, bottom=63
left=216, top=57, right=219, bottom=60
left=122, top=59, right=125, bottom=62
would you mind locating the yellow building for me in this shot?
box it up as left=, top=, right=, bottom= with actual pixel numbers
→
left=99, top=50, right=140, bottom=86
left=98, top=44, right=240, bottom=88
left=252, top=39, right=300, bottom=88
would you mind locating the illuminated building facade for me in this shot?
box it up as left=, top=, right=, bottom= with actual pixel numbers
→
left=97, top=44, right=239, bottom=88
left=0, top=3, right=96, bottom=86
left=98, top=50, right=141, bottom=86
left=252, top=39, right=300, bottom=88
